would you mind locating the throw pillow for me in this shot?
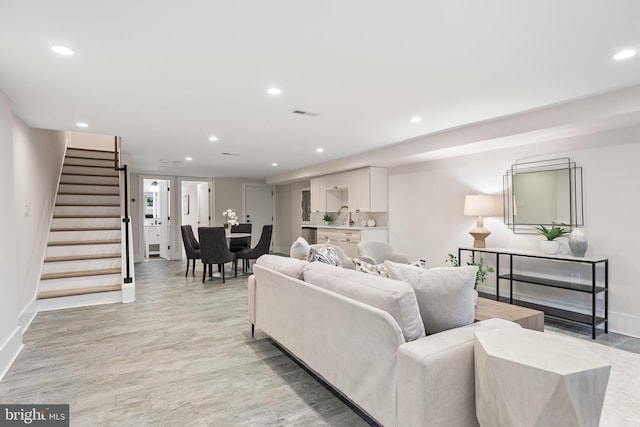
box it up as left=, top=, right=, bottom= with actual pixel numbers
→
left=352, top=258, right=389, bottom=277
left=307, top=244, right=342, bottom=267
left=385, top=261, right=477, bottom=334
left=290, top=236, right=311, bottom=260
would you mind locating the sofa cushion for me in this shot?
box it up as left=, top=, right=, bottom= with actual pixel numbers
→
left=385, top=262, right=477, bottom=334
left=290, top=236, right=311, bottom=260
left=256, top=254, right=307, bottom=280
left=303, top=262, right=425, bottom=341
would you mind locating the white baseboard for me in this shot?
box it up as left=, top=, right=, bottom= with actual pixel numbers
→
left=18, top=299, right=38, bottom=333
left=0, top=327, right=23, bottom=382
left=122, top=282, right=135, bottom=303
left=608, top=311, right=640, bottom=338
left=37, top=291, right=122, bottom=312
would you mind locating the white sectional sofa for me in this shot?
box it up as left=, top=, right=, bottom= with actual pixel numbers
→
left=248, top=255, right=519, bottom=427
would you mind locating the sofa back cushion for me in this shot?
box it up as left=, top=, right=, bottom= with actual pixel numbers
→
left=303, top=262, right=425, bottom=341
left=385, top=262, right=477, bottom=334
left=256, top=254, right=307, bottom=280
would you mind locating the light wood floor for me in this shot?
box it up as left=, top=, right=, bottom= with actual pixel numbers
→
left=2, top=259, right=639, bottom=426
left=0, top=260, right=369, bottom=426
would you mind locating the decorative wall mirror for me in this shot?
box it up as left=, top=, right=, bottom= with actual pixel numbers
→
left=504, top=158, right=583, bottom=233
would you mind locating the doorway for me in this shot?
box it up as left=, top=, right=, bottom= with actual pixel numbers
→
left=143, top=179, right=171, bottom=260
left=180, top=180, right=212, bottom=258
left=244, top=184, right=274, bottom=249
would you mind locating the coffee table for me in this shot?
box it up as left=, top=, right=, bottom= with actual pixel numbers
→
left=475, top=297, right=544, bottom=331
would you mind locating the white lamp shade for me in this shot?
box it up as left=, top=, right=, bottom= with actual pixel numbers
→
left=464, top=194, right=498, bottom=216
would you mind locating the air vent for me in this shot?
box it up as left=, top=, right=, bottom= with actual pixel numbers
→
left=221, top=152, right=240, bottom=156
left=292, top=110, right=318, bottom=117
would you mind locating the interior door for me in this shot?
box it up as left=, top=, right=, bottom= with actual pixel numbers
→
left=245, top=185, right=274, bottom=248
left=159, top=181, right=170, bottom=259
left=197, top=182, right=210, bottom=226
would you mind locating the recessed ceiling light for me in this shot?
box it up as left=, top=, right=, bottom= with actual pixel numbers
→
left=51, top=45, right=74, bottom=55
left=272, top=163, right=278, bottom=167
left=159, top=159, right=170, bottom=164
left=410, top=116, right=422, bottom=123
left=316, top=148, right=324, bottom=153
left=209, top=136, right=219, bottom=142
left=185, top=156, right=193, bottom=161
left=76, top=122, right=88, bottom=128
left=267, top=87, right=281, bottom=95
left=613, top=49, right=637, bottom=61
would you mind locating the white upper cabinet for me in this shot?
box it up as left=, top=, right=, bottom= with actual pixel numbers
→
left=348, top=167, right=387, bottom=212
left=311, top=167, right=387, bottom=213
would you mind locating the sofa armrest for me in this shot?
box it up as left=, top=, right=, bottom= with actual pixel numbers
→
left=397, top=319, right=520, bottom=427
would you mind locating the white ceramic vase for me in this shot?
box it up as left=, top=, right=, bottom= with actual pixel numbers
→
left=540, top=240, right=559, bottom=255
left=569, top=229, right=588, bottom=257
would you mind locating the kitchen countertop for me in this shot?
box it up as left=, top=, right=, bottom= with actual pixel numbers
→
left=314, top=225, right=388, bottom=230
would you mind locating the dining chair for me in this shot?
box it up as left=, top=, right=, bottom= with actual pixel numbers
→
left=235, top=224, right=273, bottom=274
left=229, top=223, right=252, bottom=253
left=198, top=226, right=236, bottom=284
left=180, top=225, right=201, bottom=276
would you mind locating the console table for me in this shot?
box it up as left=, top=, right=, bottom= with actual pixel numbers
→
left=459, top=247, right=608, bottom=339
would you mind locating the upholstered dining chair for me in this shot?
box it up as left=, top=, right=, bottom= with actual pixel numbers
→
left=180, top=225, right=201, bottom=276
left=235, top=224, right=273, bottom=274
left=229, top=223, right=252, bottom=253
left=198, top=227, right=237, bottom=284
left=356, top=240, right=409, bottom=265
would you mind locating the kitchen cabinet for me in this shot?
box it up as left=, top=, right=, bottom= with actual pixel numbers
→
left=348, top=167, right=387, bottom=212
left=317, top=226, right=388, bottom=259
left=311, top=167, right=388, bottom=214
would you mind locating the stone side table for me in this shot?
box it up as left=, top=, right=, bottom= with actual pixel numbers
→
left=474, top=328, right=611, bottom=427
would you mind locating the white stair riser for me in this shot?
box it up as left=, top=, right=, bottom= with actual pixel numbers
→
left=66, top=149, right=115, bottom=160
left=58, top=184, right=119, bottom=195
left=60, top=175, right=119, bottom=185
left=38, top=291, right=122, bottom=311
left=40, top=274, right=122, bottom=292
left=64, top=157, right=114, bottom=167
left=54, top=206, right=120, bottom=216
left=51, top=217, right=121, bottom=229
left=49, top=230, right=121, bottom=242
left=62, top=165, right=118, bottom=176
left=43, top=259, right=121, bottom=275
left=57, top=194, right=120, bottom=206
left=46, top=243, right=122, bottom=258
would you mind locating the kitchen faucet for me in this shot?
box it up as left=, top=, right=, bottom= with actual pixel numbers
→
left=337, top=205, right=354, bottom=226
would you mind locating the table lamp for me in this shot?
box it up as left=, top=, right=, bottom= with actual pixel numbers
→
left=464, top=194, right=498, bottom=248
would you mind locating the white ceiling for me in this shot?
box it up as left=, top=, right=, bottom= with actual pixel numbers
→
left=1, top=1, right=639, bottom=180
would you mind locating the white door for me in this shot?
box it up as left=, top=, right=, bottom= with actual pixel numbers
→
left=197, top=182, right=210, bottom=226
left=245, top=185, right=274, bottom=248
left=159, top=181, right=171, bottom=259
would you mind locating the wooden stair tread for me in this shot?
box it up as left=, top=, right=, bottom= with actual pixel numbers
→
left=38, top=284, right=121, bottom=299
left=41, top=268, right=121, bottom=280
left=48, top=239, right=121, bottom=246
left=56, top=203, right=120, bottom=207
left=63, top=163, right=115, bottom=169
left=65, top=155, right=115, bottom=160
left=57, top=192, right=119, bottom=196
left=45, top=253, right=121, bottom=262
left=53, top=215, right=120, bottom=219
left=61, top=172, right=119, bottom=178
left=67, top=148, right=115, bottom=154
left=59, top=182, right=119, bottom=187
left=51, top=227, right=120, bottom=232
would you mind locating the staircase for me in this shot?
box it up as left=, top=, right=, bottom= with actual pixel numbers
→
left=38, top=148, right=124, bottom=310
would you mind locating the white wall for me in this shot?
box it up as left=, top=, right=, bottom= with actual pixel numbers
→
left=388, top=128, right=640, bottom=337
left=275, top=181, right=311, bottom=253
left=13, top=123, right=67, bottom=319
left=0, top=91, right=21, bottom=380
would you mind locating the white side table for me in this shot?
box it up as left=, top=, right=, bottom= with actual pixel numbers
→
left=474, top=328, right=611, bottom=427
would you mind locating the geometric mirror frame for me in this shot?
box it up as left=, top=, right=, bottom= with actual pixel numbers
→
left=504, top=157, right=583, bottom=234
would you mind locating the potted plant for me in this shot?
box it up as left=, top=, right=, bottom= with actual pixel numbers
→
left=446, top=254, right=495, bottom=290
left=535, top=224, right=569, bottom=255
left=322, top=214, right=334, bottom=225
